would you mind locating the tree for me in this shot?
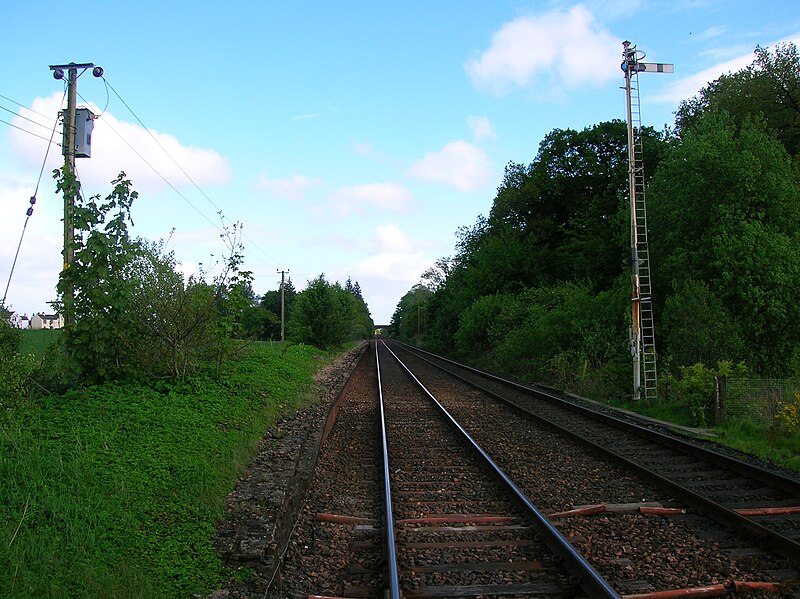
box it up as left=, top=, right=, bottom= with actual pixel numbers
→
left=54, top=170, right=254, bottom=381
left=676, top=42, right=800, bottom=159
left=289, top=274, right=373, bottom=348
left=661, top=279, right=744, bottom=369
left=54, top=170, right=140, bottom=381
left=388, top=284, right=432, bottom=341
left=648, top=111, right=800, bottom=375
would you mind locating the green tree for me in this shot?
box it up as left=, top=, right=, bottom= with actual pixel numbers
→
left=54, top=170, right=254, bottom=381
left=661, top=279, right=744, bottom=369
left=648, top=111, right=800, bottom=375
left=676, top=42, right=800, bottom=159
left=289, top=274, right=372, bottom=348
left=55, top=170, right=139, bottom=381
left=0, top=309, right=35, bottom=407
left=388, top=284, right=432, bottom=341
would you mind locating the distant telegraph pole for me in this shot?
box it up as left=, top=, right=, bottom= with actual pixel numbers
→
left=277, top=269, right=289, bottom=342
left=621, top=41, right=673, bottom=401
left=49, top=62, right=103, bottom=323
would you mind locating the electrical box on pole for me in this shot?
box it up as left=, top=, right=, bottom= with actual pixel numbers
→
left=621, top=41, right=673, bottom=401
left=74, top=108, right=95, bottom=158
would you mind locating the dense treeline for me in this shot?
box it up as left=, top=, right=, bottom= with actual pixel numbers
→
left=237, top=273, right=374, bottom=347
left=389, top=43, right=800, bottom=403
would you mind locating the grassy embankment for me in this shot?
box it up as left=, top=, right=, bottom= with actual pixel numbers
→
left=1, top=337, right=338, bottom=598
left=610, top=398, right=800, bottom=472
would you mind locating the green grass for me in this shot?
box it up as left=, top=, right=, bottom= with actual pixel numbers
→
left=712, top=418, right=800, bottom=472
left=609, top=398, right=800, bottom=473
left=19, top=329, right=61, bottom=360
left=0, top=341, right=339, bottom=598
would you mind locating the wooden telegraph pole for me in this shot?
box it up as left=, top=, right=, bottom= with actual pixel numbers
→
left=49, top=62, right=103, bottom=323
left=277, top=269, right=289, bottom=342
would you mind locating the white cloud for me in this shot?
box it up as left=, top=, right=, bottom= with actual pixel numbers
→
left=694, top=25, right=727, bottom=41
left=464, top=5, right=619, bottom=96
left=468, top=115, right=495, bottom=141
left=9, top=93, right=231, bottom=196
left=375, top=222, right=414, bottom=253
left=408, top=140, right=492, bottom=191
left=0, top=177, right=63, bottom=313
left=654, top=33, right=800, bottom=105
left=327, top=183, right=414, bottom=215
left=253, top=173, right=322, bottom=200
left=352, top=141, right=379, bottom=156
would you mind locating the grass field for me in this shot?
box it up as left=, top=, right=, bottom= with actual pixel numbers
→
left=18, top=329, right=60, bottom=360
left=0, top=341, right=337, bottom=598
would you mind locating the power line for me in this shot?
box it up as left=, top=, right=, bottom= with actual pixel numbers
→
left=0, top=92, right=53, bottom=120
left=96, top=78, right=285, bottom=268
left=2, top=89, right=66, bottom=307
left=0, top=104, right=57, bottom=134
left=82, top=97, right=228, bottom=235
left=0, top=117, right=62, bottom=146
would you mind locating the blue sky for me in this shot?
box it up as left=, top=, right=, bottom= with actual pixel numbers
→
left=2, top=1, right=799, bottom=324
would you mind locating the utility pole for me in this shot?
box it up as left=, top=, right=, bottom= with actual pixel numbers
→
left=49, top=62, right=103, bottom=323
left=277, top=269, right=289, bottom=342
left=621, top=41, right=672, bottom=401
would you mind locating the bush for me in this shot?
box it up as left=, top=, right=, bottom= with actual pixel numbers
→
left=665, top=360, right=749, bottom=426
left=0, top=316, right=35, bottom=410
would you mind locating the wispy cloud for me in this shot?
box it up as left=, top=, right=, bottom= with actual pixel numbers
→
left=408, top=140, right=492, bottom=191
left=693, top=25, right=726, bottom=41
left=253, top=173, right=322, bottom=200
left=464, top=5, right=619, bottom=96
left=292, top=113, right=320, bottom=120
left=328, top=182, right=414, bottom=215
left=468, top=115, right=496, bottom=141
left=654, top=32, right=800, bottom=104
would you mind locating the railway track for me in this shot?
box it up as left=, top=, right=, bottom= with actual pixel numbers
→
left=388, top=340, right=800, bottom=553
left=274, top=339, right=800, bottom=598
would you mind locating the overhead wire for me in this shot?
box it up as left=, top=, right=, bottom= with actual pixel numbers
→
left=0, top=116, right=62, bottom=146
left=0, top=77, right=289, bottom=308
left=2, top=87, right=67, bottom=307
left=0, top=104, right=59, bottom=135
left=78, top=89, right=229, bottom=235
left=97, top=77, right=286, bottom=268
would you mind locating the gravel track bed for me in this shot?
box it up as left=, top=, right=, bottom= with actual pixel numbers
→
left=379, top=343, right=580, bottom=596
left=392, top=343, right=800, bottom=541
left=209, top=340, right=800, bottom=598
left=388, top=341, right=800, bottom=595
left=273, top=346, right=384, bottom=599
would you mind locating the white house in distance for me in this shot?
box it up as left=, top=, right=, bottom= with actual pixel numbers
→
left=7, top=311, right=29, bottom=329
left=29, top=313, right=64, bottom=330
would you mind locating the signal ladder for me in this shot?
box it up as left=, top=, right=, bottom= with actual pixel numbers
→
left=623, top=41, right=671, bottom=401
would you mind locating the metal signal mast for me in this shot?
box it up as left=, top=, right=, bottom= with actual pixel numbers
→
left=621, top=41, right=673, bottom=401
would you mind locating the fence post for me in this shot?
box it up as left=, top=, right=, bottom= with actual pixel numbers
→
left=714, top=376, right=727, bottom=424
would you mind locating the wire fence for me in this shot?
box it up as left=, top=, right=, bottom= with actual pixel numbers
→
left=718, top=378, right=800, bottom=425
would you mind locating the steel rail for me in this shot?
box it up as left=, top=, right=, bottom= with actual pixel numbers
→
left=375, top=341, right=402, bottom=599
left=390, top=340, right=800, bottom=564
left=393, top=340, right=800, bottom=496
left=379, top=339, right=621, bottom=599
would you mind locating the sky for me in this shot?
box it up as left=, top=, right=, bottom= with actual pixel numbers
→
left=1, top=1, right=799, bottom=325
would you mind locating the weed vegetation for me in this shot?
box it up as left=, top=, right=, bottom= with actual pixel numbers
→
left=1, top=341, right=333, bottom=598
